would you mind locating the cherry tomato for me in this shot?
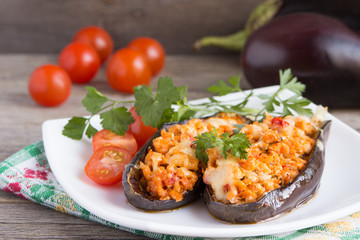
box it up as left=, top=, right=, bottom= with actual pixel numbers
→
left=59, top=42, right=100, bottom=84
left=73, top=26, right=114, bottom=64
left=28, top=65, right=71, bottom=107
left=85, top=146, right=131, bottom=185
left=129, top=107, right=158, bottom=148
left=106, top=48, right=152, bottom=93
left=127, top=37, right=165, bottom=76
left=92, top=129, right=138, bottom=155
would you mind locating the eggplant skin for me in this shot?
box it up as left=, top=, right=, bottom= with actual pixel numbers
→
left=205, top=121, right=331, bottom=224
left=276, top=0, right=360, bottom=33
left=122, top=119, right=205, bottom=211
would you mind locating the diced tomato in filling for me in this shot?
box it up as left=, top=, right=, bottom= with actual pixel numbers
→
left=271, top=116, right=289, bottom=129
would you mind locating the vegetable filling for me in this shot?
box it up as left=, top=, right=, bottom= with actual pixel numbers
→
left=140, top=113, right=246, bottom=201
left=204, top=113, right=323, bottom=204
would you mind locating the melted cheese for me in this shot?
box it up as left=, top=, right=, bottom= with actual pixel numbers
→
left=204, top=157, right=241, bottom=203
left=204, top=117, right=233, bottom=129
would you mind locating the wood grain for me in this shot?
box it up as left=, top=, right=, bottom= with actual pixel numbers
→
left=0, top=0, right=263, bottom=54
left=0, top=54, right=359, bottom=239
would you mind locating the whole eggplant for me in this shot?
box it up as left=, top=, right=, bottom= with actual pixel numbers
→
left=205, top=120, right=331, bottom=223
left=241, top=13, right=360, bottom=108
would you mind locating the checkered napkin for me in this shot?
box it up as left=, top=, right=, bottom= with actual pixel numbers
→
left=1, top=141, right=360, bottom=240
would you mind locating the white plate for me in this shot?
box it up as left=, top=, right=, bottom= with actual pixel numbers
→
left=42, top=86, right=360, bottom=238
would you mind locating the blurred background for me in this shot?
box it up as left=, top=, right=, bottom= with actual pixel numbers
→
left=1, top=0, right=359, bottom=54
left=0, top=0, right=262, bottom=55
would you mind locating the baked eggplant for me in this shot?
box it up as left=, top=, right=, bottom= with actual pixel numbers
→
left=204, top=120, right=331, bottom=223
left=122, top=120, right=202, bottom=211
left=122, top=114, right=250, bottom=211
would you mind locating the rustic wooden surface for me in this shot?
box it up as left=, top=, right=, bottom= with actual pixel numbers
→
left=0, top=0, right=263, bottom=54
left=0, top=54, right=360, bottom=239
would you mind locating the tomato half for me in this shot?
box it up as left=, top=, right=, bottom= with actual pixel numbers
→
left=106, top=48, right=152, bottom=93
left=73, top=26, right=114, bottom=64
left=127, top=37, right=165, bottom=76
left=28, top=65, right=72, bottom=107
left=129, top=107, right=158, bottom=148
left=59, top=42, right=100, bottom=84
left=92, top=129, right=138, bottom=155
left=85, top=146, right=131, bottom=185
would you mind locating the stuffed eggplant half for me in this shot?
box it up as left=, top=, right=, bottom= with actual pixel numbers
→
left=122, top=113, right=249, bottom=211
left=204, top=112, right=331, bottom=223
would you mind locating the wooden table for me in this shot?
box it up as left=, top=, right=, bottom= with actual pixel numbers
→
left=1, top=54, right=359, bottom=239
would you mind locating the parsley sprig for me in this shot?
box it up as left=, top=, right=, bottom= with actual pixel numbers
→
left=193, top=127, right=251, bottom=164
left=62, top=87, right=134, bottom=140
left=62, top=77, right=182, bottom=139
left=62, top=68, right=313, bottom=140
left=255, top=69, right=312, bottom=119
left=204, top=69, right=312, bottom=120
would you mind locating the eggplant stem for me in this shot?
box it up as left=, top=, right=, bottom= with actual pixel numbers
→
left=193, top=30, right=249, bottom=51
left=193, top=0, right=283, bottom=52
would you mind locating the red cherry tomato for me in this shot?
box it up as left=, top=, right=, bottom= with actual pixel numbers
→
left=92, top=129, right=138, bottom=155
left=106, top=48, right=152, bottom=93
left=28, top=65, right=71, bottom=107
left=73, top=26, right=114, bottom=64
left=128, top=37, right=165, bottom=76
left=85, top=146, right=131, bottom=185
left=129, top=107, right=158, bottom=148
left=59, top=42, right=100, bottom=84
left=127, top=37, right=165, bottom=76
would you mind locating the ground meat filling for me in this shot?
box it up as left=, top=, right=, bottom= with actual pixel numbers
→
left=139, top=113, right=245, bottom=202
left=203, top=113, right=321, bottom=204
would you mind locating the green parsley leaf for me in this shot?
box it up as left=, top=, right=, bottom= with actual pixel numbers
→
left=134, top=77, right=180, bottom=128
left=100, top=107, right=134, bottom=135
left=233, top=124, right=245, bottom=134
left=279, top=69, right=305, bottom=94
left=193, top=129, right=220, bottom=163
left=82, top=86, right=108, bottom=114
left=62, top=117, right=87, bottom=140
left=225, top=132, right=251, bottom=159
left=282, top=95, right=313, bottom=116
left=158, top=108, right=176, bottom=128
left=260, top=94, right=279, bottom=113
left=206, top=76, right=242, bottom=96
left=252, top=69, right=313, bottom=120
left=194, top=128, right=250, bottom=164
left=85, top=123, right=98, bottom=139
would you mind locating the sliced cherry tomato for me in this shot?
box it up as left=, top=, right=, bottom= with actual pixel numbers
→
left=127, top=37, right=165, bottom=76
left=85, top=146, right=131, bottom=185
left=73, top=26, right=114, bottom=64
left=106, top=48, right=152, bottom=93
left=92, top=129, right=137, bottom=155
left=129, top=107, right=158, bottom=148
left=28, top=64, right=72, bottom=107
left=59, top=42, right=100, bottom=84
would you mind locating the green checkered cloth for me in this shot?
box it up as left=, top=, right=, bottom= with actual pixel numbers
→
left=1, top=141, right=360, bottom=240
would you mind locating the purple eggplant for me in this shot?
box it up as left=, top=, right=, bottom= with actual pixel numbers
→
left=242, top=13, right=360, bottom=108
